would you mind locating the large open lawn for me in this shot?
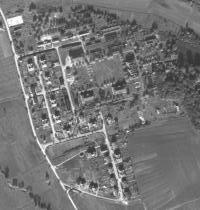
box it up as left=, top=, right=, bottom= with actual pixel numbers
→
left=92, top=54, right=124, bottom=86
left=127, top=116, right=200, bottom=210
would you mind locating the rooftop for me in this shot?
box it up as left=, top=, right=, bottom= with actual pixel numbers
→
left=7, top=15, right=23, bottom=27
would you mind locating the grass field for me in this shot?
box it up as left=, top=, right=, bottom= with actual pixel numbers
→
left=0, top=30, right=20, bottom=101
left=92, top=55, right=124, bottom=86
left=0, top=30, right=12, bottom=57
left=127, top=116, right=200, bottom=210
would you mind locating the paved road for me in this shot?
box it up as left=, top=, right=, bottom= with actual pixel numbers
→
left=100, top=112, right=126, bottom=204
left=0, top=7, right=78, bottom=210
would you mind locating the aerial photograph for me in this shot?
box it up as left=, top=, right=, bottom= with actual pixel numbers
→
left=1, top=0, right=200, bottom=210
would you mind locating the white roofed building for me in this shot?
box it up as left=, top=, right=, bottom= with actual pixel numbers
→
left=7, top=15, right=24, bottom=27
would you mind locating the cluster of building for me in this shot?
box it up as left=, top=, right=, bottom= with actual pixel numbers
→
left=77, top=109, right=103, bottom=134
left=7, top=2, right=183, bottom=204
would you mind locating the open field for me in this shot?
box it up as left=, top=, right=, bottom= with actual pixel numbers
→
left=0, top=30, right=12, bottom=57
left=127, top=116, right=200, bottom=210
left=70, top=190, right=144, bottom=210
left=0, top=30, right=20, bottom=101
left=0, top=98, right=43, bottom=177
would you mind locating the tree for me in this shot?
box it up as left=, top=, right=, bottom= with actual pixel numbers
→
left=186, top=49, right=193, bottom=65
left=29, top=192, right=34, bottom=199
left=26, top=185, right=32, bottom=192
left=177, top=52, right=184, bottom=67
left=18, top=181, right=24, bottom=188
left=33, top=14, right=37, bottom=22
left=59, top=6, right=63, bottom=13
left=29, top=2, right=36, bottom=11
left=47, top=203, right=51, bottom=210
left=12, top=178, right=18, bottom=186
left=33, top=194, right=41, bottom=206
left=45, top=171, right=49, bottom=180
left=151, top=21, right=158, bottom=31
left=194, top=52, right=200, bottom=66
left=99, top=88, right=105, bottom=100
left=27, top=45, right=33, bottom=51
left=114, top=116, right=118, bottom=125
left=131, top=19, right=137, bottom=26
left=4, top=166, right=9, bottom=178
left=39, top=202, right=46, bottom=208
